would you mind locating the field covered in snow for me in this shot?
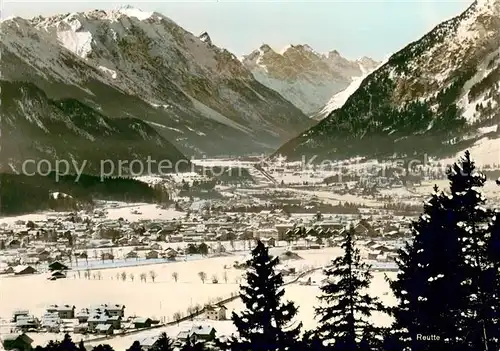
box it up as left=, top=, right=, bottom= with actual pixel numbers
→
left=0, top=246, right=396, bottom=348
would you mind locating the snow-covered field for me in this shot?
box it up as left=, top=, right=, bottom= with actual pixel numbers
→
left=104, top=204, right=184, bottom=221
left=0, top=247, right=396, bottom=348
left=0, top=203, right=185, bottom=228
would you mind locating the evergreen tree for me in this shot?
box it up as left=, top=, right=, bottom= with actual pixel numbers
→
left=59, top=334, right=78, bottom=351
left=151, top=333, right=175, bottom=351
left=485, top=206, right=500, bottom=345
left=220, top=240, right=302, bottom=350
left=389, top=184, right=469, bottom=350
left=126, top=341, right=142, bottom=351
left=78, top=340, right=86, bottom=351
left=444, top=151, right=498, bottom=349
left=302, top=330, right=325, bottom=350
left=181, top=338, right=207, bottom=351
left=91, top=345, right=114, bottom=351
left=314, top=226, right=385, bottom=350
left=390, top=151, right=500, bottom=350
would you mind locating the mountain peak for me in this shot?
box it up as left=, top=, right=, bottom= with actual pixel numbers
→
left=242, top=43, right=379, bottom=114
left=115, top=5, right=154, bottom=21
left=259, top=43, right=274, bottom=53
left=328, top=49, right=341, bottom=57
left=280, top=44, right=320, bottom=56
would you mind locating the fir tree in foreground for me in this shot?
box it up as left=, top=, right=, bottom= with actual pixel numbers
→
left=390, top=151, right=500, bottom=350
left=126, top=341, right=142, bottom=351
left=446, top=151, right=499, bottom=350
left=180, top=338, right=208, bottom=351
left=219, top=240, right=302, bottom=351
left=314, top=226, right=385, bottom=350
left=34, top=334, right=86, bottom=351
left=389, top=184, right=468, bottom=350
left=91, top=345, right=114, bottom=351
left=151, top=333, right=175, bottom=351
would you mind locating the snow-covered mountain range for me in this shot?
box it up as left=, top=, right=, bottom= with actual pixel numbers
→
left=1, top=6, right=314, bottom=165
left=241, top=44, right=379, bottom=116
left=275, top=0, right=500, bottom=166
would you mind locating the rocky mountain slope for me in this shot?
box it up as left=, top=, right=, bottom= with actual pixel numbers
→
left=1, top=80, right=188, bottom=175
left=241, top=44, right=379, bottom=115
left=274, top=0, right=500, bottom=165
left=1, top=6, right=313, bottom=161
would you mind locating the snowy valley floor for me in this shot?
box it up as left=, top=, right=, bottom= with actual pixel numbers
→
left=0, top=247, right=396, bottom=349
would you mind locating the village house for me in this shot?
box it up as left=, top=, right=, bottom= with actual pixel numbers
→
left=137, top=335, right=163, bottom=350
left=12, top=310, right=30, bottom=322
left=204, top=305, right=227, bottom=321
left=146, top=250, right=160, bottom=259
left=37, top=249, right=51, bottom=262
left=95, top=323, right=114, bottom=335
left=149, top=243, right=162, bottom=250
left=14, top=266, right=37, bottom=275
left=176, top=325, right=216, bottom=343
left=7, top=239, right=22, bottom=249
left=1, top=333, right=33, bottom=351
left=48, top=261, right=69, bottom=271
left=99, top=304, right=125, bottom=317
left=133, top=317, right=153, bottom=329
left=275, top=224, right=295, bottom=240
left=107, top=316, right=121, bottom=329
left=255, top=228, right=279, bottom=240
left=75, top=309, right=91, bottom=323
left=2, top=266, right=15, bottom=274
left=124, top=250, right=138, bottom=260
left=316, top=219, right=344, bottom=231
left=48, top=271, right=66, bottom=280
left=73, top=324, right=88, bottom=334
left=168, top=234, right=184, bottom=243
left=101, top=252, right=114, bottom=260
left=46, top=305, right=75, bottom=319
left=15, top=315, right=39, bottom=331
left=87, top=314, right=109, bottom=332
left=164, top=248, right=178, bottom=260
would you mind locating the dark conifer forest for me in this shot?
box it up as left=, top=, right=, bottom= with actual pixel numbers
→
left=0, top=173, right=169, bottom=215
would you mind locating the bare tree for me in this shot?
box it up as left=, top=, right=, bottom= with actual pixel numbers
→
left=172, top=312, right=182, bottom=324
left=140, top=272, right=147, bottom=283
left=121, top=272, right=127, bottom=281
left=198, top=271, right=207, bottom=284
left=223, top=271, right=228, bottom=283
left=116, top=273, right=120, bottom=280
left=211, top=274, right=218, bottom=284
left=129, top=273, right=134, bottom=282
left=149, top=270, right=157, bottom=283
left=97, top=271, right=102, bottom=280
left=172, top=272, right=179, bottom=283
left=92, top=273, right=96, bottom=279
left=77, top=270, right=81, bottom=279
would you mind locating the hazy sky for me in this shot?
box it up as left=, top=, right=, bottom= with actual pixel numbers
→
left=3, top=0, right=472, bottom=60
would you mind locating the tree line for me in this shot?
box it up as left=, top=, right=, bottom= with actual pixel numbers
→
left=0, top=173, right=169, bottom=215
